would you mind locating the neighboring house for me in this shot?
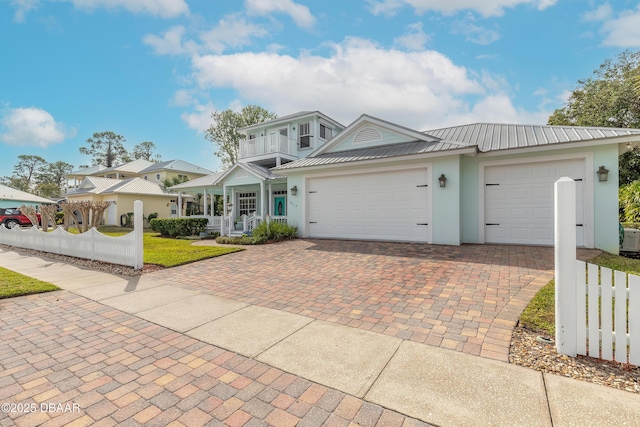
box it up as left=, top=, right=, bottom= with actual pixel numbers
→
left=65, top=177, right=180, bottom=226
left=0, top=184, right=54, bottom=209
left=168, top=111, right=640, bottom=254
left=66, top=159, right=213, bottom=190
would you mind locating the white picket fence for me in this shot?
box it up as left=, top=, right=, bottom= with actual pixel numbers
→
left=555, top=178, right=639, bottom=365
left=0, top=200, right=144, bottom=269
left=576, top=261, right=640, bottom=364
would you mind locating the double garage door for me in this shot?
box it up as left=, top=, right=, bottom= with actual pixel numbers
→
left=484, top=159, right=585, bottom=246
left=308, top=169, right=430, bottom=242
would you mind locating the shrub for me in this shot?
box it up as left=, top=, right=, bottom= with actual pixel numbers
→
left=620, top=181, right=640, bottom=223
left=252, top=221, right=297, bottom=241
left=215, top=235, right=267, bottom=245
left=149, top=218, right=209, bottom=237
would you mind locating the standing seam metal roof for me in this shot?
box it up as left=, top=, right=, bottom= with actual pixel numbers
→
left=425, top=123, right=640, bottom=152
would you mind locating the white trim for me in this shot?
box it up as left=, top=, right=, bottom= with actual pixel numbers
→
left=478, top=151, right=594, bottom=248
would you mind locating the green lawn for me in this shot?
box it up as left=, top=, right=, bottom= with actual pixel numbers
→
left=520, top=252, right=640, bottom=335
left=92, top=227, right=244, bottom=268
left=0, top=267, right=59, bottom=299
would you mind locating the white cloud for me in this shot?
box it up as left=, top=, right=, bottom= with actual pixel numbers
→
left=62, top=0, right=189, bottom=18
left=144, top=26, right=195, bottom=56
left=0, top=107, right=75, bottom=147
left=180, top=102, right=216, bottom=133
left=452, top=15, right=500, bottom=44
left=245, top=0, right=315, bottom=29
left=200, top=14, right=268, bottom=54
left=394, top=22, right=430, bottom=50
left=582, top=3, right=612, bottom=22
left=601, top=7, right=640, bottom=47
left=368, top=0, right=556, bottom=17
left=189, top=37, right=546, bottom=129
left=10, top=0, right=39, bottom=22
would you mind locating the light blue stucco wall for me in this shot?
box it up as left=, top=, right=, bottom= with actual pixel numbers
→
left=431, top=156, right=461, bottom=245
left=460, top=156, right=480, bottom=243
left=592, top=145, right=619, bottom=254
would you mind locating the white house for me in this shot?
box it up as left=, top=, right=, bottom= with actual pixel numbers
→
left=170, top=111, right=640, bottom=254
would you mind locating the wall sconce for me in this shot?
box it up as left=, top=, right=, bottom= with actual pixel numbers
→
left=226, top=202, right=233, bottom=214
left=596, top=166, right=609, bottom=182
left=290, top=185, right=298, bottom=196
left=438, top=174, right=447, bottom=188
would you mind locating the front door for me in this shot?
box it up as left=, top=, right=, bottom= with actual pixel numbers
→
left=274, top=196, right=286, bottom=216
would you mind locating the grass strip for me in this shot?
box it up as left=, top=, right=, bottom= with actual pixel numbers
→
left=0, top=266, right=59, bottom=299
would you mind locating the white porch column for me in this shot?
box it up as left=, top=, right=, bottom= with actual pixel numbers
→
left=268, top=183, right=273, bottom=217
left=222, top=186, right=227, bottom=235
left=260, top=181, right=265, bottom=217
left=231, top=188, right=236, bottom=219
left=203, top=190, right=208, bottom=217
left=211, top=192, right=215, bottom=216
left=178, top=192, right=182, bottom=218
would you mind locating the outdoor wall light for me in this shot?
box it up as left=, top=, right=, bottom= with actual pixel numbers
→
left=438, top=174, right=447, bottom=188
left=226, top=202, right=233, bottom=214
left=290, top=185, right=298, bottom=196
left=596, top=166, right=609, bottom=182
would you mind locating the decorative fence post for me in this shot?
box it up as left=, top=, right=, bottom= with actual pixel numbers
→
left=555, top=177, right=577, bottom=356
left=134, top=200, right=143, bottom=270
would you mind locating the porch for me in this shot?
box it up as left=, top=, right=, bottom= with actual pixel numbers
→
left=189, top=213, right=288, bottom=236
left=239, top=134, right=299, bottom=166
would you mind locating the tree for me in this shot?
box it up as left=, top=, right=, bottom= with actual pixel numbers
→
left=131, top=141, right=161, bottom=162
left=36, top=160, right=73, bottom=197
left=10, top=155, right=47, bottom=191
left=548, top=50, right=640, bottom=128
left=205, top=105, right=277, bottom=168
left=548, top=50, right=640, bottom=184
left=79, top=131, right=129, bottom=167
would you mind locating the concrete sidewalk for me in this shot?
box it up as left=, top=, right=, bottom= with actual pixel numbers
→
left=1, top=247, right=639, bottom=426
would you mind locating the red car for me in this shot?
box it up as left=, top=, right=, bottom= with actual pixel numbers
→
left=0, top=208, right=40, bottom=229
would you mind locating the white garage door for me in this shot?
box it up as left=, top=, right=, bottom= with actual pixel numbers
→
left=308, top=169, right=430, bottom=242
left=484, top=159, right=585, bottom=246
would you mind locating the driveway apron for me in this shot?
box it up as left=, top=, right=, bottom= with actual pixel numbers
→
left=154, top=239, right=557, bottom=362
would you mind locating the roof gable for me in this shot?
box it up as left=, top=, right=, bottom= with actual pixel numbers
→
left=138, top=159, right=213, bottom=175
left=311, top=114, right=440, bottom=157
left=214, top=163, right=284, bottom=186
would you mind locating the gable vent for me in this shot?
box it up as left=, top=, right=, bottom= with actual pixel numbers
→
left=354, top=127, right=383, bottom=144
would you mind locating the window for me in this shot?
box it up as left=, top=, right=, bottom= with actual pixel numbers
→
left=320, top=124, right=332, bottom=140
left=299, top=122, right=311, bottom=149
left=249, top=133, right=257, bottom=140
left=238, top=192, right=257, bottom=216
left=279, top=128, right=288, bottom=137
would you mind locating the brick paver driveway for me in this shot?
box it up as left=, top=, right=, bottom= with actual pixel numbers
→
left=163, top=240, right=558, bottom=361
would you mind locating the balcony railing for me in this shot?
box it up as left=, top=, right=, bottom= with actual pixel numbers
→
left=240, top=134, right=296, bottom=159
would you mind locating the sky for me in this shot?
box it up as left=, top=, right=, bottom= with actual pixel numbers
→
left=1, top=0, right=639, bottom=177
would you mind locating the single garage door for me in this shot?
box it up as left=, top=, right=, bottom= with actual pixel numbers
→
left=308, top=168, right=430, bottom=242
left=484, top=159, right=585, bottom=246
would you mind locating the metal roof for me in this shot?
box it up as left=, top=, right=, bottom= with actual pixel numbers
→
left=239, top=111, right=345, bottom=132
left=0, top=184, right=54, bottom=204
left=103, top=178, right=174, bottom=196
left=425, top=123, right=640, bottom=152
left=66, top=177, right=174, bottom=197
left=100, top=159, right=154, bottom=174
left=169, top=172, right=225, bottom=190
left=67, top=164, right=107, bottom=176
left=273, top=140, right=472, bottom=171
left=138, top=159, right=213, bottom=175
left=237, top=162, right=285, bottom=180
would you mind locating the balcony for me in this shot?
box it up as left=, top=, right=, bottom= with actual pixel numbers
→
left=239, top=134, right=299, bottom=165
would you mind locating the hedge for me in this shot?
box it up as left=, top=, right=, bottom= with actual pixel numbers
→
left=149, top=218, right=209, bottom=237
